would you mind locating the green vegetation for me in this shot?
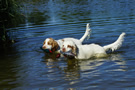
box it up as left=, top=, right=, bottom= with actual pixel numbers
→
left=0, top=0, right=25, bottom=49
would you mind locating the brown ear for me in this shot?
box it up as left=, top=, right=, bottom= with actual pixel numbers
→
left=72, top=45, right=77, bottom=56
left=52, top=39, right=59, bottom=51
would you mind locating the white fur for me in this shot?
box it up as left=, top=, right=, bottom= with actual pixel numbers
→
left=42, top=23, right=91, bottom=52
left=103, top=32, right=126, bottom=51
left=61, top=33, right=126, bottom=59
left=42, top=38, right=52, bottom=49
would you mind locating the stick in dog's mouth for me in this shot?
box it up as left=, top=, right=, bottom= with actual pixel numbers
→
left=60, top=51, right=75, bottom=59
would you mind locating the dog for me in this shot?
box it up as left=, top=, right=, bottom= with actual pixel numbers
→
left=60, top=32, right=126, bottom=59
left=42, top=23, right=91, bottom=52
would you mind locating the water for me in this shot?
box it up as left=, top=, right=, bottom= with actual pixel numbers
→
left=1, top=0, right=135, bottom=89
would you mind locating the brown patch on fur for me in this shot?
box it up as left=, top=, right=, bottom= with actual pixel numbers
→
left=67, top=45, right=73, bottom=49
left=43, top=40, right=46, bottom=45
left=42, top=40, right=46, bottom=49
left=49, top=38, right=59, bottom=51
left=72, top=46, right=77, bottom=56
left=61, top=39, right=65, bottom=42
left=67, top=45, right=77, bottom=56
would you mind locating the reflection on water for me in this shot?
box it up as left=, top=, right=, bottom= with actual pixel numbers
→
left=1, top=0, right=135, bottom=89
left=41, top=53, right=128, bottom=89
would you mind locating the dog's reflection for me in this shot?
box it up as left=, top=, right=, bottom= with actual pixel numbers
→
left=42, top=53, right=127, bottom=82
left=42, top=53, right=59, bottom=66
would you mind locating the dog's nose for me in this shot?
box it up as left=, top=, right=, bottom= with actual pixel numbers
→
left=42, top=46, right=46, bottom=49
left=62, top=48, right=66, bottom=52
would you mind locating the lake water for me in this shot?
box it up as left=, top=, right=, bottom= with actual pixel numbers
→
left=1, top=0, right=135, bottom=89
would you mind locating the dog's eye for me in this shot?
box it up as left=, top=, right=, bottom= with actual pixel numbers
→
left=67, top=45, right=72, bottom=48
left=67, top=45, right=74, bottom=49
left=48, top=42, right=51, bottom=45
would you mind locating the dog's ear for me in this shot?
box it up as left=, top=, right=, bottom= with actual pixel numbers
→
left=71, top=45, right=77, bottom=56
left=52, top=39, right=59, bottom=51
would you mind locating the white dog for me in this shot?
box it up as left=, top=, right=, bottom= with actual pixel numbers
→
left=42, top=23, right=91, bottom=52
left=61, top=33, right=126, bottom=59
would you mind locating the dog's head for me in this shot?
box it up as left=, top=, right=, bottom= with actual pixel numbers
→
left=42, top=38, right=58, bottom=51
left=61, top=40, right=77, bottom=56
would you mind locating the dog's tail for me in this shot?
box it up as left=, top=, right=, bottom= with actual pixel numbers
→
left=103, top=32, right=126, bottom=52
left=80, top=23, right=91, bottom=42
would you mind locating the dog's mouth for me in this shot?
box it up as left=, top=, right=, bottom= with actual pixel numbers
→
left=60, top=51, right=75, bottom=59
left=40, top=46, right=52, bottom=53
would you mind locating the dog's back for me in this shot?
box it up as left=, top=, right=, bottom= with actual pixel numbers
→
left=63, top=38, right=82, bottom=45
left=76, top=44, right=106, bottom=59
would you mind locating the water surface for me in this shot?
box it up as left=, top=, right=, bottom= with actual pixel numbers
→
left=1, top=0, right=135, bottom=89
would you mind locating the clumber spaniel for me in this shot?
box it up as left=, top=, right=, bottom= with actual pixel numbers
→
left=42, top=23, right=91, bottom=52
left=61, top=33, right=126, bottom=59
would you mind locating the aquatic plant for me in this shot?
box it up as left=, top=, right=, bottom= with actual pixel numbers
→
left=0, top=0, right=24, bottom=49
